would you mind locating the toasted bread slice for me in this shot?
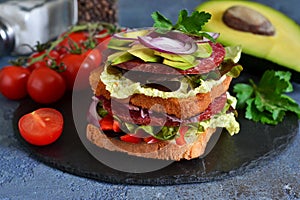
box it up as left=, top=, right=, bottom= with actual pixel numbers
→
left=87, top=123, right=216, bottom=161
left=89, top=67, right=232, bottom=119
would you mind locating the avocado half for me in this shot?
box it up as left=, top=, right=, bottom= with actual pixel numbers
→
left=196, top=1, right=300, bottom=72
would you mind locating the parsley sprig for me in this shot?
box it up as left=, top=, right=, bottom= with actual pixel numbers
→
left=233, top=70, right=300, bottom=125
left=151, top=9, right=214, bottom=41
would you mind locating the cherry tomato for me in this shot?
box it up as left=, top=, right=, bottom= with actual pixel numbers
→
left=120, top=134, right=142, bottom=144
left=27, top=67, right=66, bottom=104
left=95, top=29, right=111, bottom=44
left=99, top=114, right=114, bottom=131
left=57, top=29, right=112, bottom=53
left=57, top=31, right=89, bottom=51
left=27, top=50, right=60, bottom=71
left=86, top=48, right=102, bottom=67
left=18, top=108, right=64, bottom=146
left=60, top=49, right=101, bottom=90
left=175, top=126, right=188, bottom=146
left=0, top=66, right=30, bottom=100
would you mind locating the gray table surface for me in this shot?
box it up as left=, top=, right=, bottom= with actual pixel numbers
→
left=1, top=0, right=300, bottom=199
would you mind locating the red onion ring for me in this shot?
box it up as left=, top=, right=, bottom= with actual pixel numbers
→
left=86, top=97, right=100, bottom=127
left=137, top=31, right=198, bottom=55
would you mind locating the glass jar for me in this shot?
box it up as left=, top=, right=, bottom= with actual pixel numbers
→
left=0, top=0, right=78, bottom=56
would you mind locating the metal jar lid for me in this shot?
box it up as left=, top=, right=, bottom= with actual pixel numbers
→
left=0, top=17, right=15, bottom=56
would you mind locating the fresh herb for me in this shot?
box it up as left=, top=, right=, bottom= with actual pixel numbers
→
left=233, top=70, right=300, bottom=125
left=151, top=9, right=214, bottom=41
left=96, top=102, right=108, bottom=118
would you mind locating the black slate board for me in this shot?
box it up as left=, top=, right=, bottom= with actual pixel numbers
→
left=13, top=69, right=299, bottom=185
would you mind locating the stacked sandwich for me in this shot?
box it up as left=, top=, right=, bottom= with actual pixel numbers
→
left=87, top=10, right=243, bottom=160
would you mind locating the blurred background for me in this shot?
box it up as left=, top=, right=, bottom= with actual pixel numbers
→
left=0, top=0, right=299, bottom=57
left=118, top=0, right=300, bottom=27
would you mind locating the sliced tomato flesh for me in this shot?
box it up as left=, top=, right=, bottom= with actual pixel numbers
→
left=99, top=115, right=114, bottom=131
left=175, top=125, right=189, bottom=146
left=143, top=136, right=160, bottom=144
left=112, top=120, right=121, bottom=132
left=120, top=134, right=142, bottom=144
left=18, top=108, right=64, bottom=146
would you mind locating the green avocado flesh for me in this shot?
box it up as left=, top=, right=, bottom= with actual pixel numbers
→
left=153, top=51, right=195, bottom=63
left=128, top=44, right=161, bottom=62
left=196, top=1, right=300, bottom=72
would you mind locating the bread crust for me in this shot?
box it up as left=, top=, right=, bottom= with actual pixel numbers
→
left=86, top=123, right=216, bottom=161
left=90, top=67, right=232, bottom=119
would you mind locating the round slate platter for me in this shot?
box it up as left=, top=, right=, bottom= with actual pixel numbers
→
left=13, top=69, right=299, bottom=185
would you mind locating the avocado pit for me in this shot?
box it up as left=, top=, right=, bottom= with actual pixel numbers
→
left=223, top=5, right=275, bottom=36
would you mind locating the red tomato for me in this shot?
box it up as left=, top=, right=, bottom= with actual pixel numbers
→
left=176, top=126, right=188, bottom=146
left=143, top=136, right=159, bottom=144
left=18, top=108, right=63, bottom=146
left=0, top=66, right=30, bottom=100
left=99, top=115, right=114, bottom=131
left=60, top=49, right=101, bottom=90
left=27, top=50, right=60, bottom=71
left=99, top=115, right=122, bottom=133
left=86, top=48, right=102, bottom=67
left=27, top=67, right=66, bottom=104
left=58, top=31, right=89, bottom=51
left=57, top=29, right=112, bottom=53
left=112, top=120, right=121, bottom=132
left=95, top=29, right=111, bottom=44
left=45, top=50, right=60, bottom=63
left=120, top=134, right=142, bottom=144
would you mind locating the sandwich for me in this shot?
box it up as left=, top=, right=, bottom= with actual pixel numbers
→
left=86, top=10, right=243, bottom=160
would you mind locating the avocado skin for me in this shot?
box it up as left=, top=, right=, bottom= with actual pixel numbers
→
left=196, top=1, right=300, bottom=73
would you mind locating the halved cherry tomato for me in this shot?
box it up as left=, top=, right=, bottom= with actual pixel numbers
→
left=99, top=115, right=114, bottom=131
left=120, top=134, right=142, bottom=144
left=18, top=108, right=64, bottom=146
left=112, top=120, right=121, bottom=132
left=27, top=67, right=66, bottom=104
left=0, top=66, right=30, bottom=100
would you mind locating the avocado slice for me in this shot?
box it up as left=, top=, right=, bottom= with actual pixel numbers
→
left=196, top=1, right=300, bottom=72
left=122, top=29, right=150, bottom=39
left=193, top=43, right=213, bottom=58
left=108, top=51, right=135, bottom=65
left=154, top=51, right=195, bottom=63
left=107, top=38, right=131, bottom=50
left=163, top=59, right=198, bottom=70
left=128, top=44, right=161, bottom=62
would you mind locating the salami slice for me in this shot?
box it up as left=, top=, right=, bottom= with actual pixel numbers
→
left=99, top=93, right=227, bottom=127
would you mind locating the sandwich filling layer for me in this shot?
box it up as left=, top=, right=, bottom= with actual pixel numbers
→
left=89, top=92, right=239, bottom=145
left=88, top=28, right=242, bottom=146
